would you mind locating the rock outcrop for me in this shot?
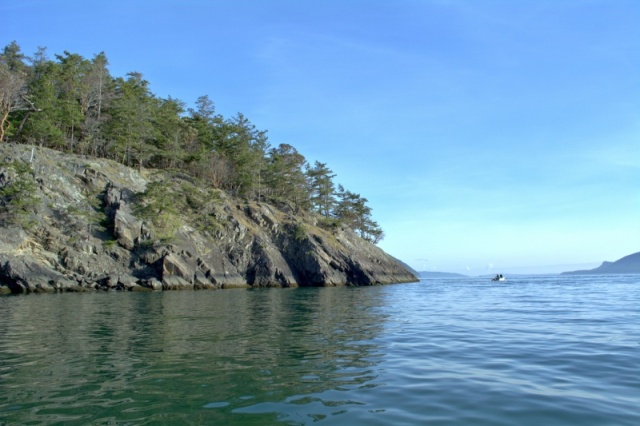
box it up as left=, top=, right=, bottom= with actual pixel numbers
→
left=0, top=144, right=417, bottom=294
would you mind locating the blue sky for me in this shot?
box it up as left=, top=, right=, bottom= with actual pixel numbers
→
left=3, top=0, right=639, bottom=274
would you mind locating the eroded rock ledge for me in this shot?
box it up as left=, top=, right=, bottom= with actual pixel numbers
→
left=0, top=144, right=417, bottom=294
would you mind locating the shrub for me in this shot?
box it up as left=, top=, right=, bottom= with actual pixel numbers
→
left=0, top=160, right=39, bottom=228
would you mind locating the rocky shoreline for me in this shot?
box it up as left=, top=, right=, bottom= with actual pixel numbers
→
left=0, top=144, right=417, bottom=294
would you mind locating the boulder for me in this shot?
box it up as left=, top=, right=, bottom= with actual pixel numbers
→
left=0, top=254, right=79, bottom=294
left=162, top=275, right=193, bottom=290
left=162, top=253, right=194, bottom=283
left=113, top=209, right=142, bottom=250
left=118, top=274, right=139, bottom=290
left=140, top=278, right=163, bottom=291
left=194, top=271, right=216, bottom=289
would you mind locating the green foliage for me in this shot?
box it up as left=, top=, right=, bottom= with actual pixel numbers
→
left=0, top=160, right=39, bottom=228
left=98, top=210, right=113, bottom=232
left=2, top=41, right=386, bottom=244
left=306, top=161, right=335, bottom=217
left=2, top=41, right=28, bottom=73
left=150, top=97, right=189, bottom=169
left=106, top=72, right=158, bottom=170
left=134, top=178, right=225, bottom=240
left=294, top=223, right=308, bottom=242
left=181, top=183, right=224, bottom=235
left=104, top=239, right=117, bottom=248
left=334, top=185, right=384, bottom=244
left=214, top=112, right=269, bottom=199
left=133, top=180, right=180, bottom=241
left=65, top=194, right=110, bottom=237
left=264, top=144, right=309, bottom=210
left=21, top=50, right=65, bottom=147
left=317, top=216, right=341, bottom=231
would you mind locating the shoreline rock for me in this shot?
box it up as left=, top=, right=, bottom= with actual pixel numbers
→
left=0, top=144, right=418, bottom=294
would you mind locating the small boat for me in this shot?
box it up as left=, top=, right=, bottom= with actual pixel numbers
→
left=491, top=274, right=506, bottom=282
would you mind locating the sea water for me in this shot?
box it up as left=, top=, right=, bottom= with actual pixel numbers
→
left=0, top=275, right=638, bottom=425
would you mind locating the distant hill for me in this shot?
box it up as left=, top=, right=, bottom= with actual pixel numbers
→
left=561, top=252, right=640, bottom=275
left=419, top=271, right=468, bottom=279
left=395, top=258, right=420, bottom=277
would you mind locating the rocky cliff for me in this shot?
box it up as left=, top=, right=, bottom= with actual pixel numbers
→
left=0, top=144, right=417, bottom=294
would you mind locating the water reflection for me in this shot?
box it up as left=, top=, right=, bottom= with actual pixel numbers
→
left=0, top=286, right=388, bottom=424
left=2, top=277, right=639, bottom=425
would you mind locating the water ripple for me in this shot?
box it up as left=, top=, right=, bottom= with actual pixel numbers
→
left=1, top=275, right=639, bottom=425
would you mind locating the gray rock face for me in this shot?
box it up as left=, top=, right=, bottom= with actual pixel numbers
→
left=0, top=144, right=417, bottom=294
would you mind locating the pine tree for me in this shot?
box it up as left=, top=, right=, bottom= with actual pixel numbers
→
left=306, top=161, right=335, bottom=217
left=106, top=72, right=157, bottom=170
left=19, top=49, right=63, bottom=147
left=151, top=96, right=188, bottom=169
left=334, top=185, right=384, bottom=243
left=0, top=42, right=387, bottom=241
left=54, top=51, right=89, bottom=152
left=215, top=113, right=269, bottom=198
left=265, top=144, right=309, bottom=208
left=81, top=52, right=113, bottom=156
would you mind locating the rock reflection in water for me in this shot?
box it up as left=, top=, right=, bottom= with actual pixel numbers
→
left=0, top=286, right=388, bottom=424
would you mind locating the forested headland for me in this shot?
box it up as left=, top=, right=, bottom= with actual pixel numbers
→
left=0, top=41, right=383, bottom=243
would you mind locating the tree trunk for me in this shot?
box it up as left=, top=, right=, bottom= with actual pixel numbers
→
left=14, top=110, right=31, bottom=141
left=0, top=109, right=10, bottom=142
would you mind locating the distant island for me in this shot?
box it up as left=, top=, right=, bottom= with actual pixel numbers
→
left=419, top=271, right=467, bottom=279
left=561, top=252, right=640, bottom=275
left=0, top=41, right=418, bottom=293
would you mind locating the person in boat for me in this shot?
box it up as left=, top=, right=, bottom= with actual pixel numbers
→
left=494, top=274, right=500, bottom=281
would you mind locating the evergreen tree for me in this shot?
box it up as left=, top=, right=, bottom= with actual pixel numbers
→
left=19, top=49, right=63, bottom=147
left=183, top=95, right=223, bottom=179
left=334, top=185, right=384, bottom=243
left=265, top=143, right=309, bottom=208
left=185, top=95, right=216, bottom=152
left=0, top=42, right=386, bottom=241
left=1, top=41, right=28, bottom=73
left=81, top=52, right=113, bottom=156
left=306, top=161, right=335, bottom=217
left=215, top=112, right=268, bottom=198
left=54, top=51, right=89, bottom=152
left=106, top=72, right=157, bottom=170
left=151, top=96, right=189, bottom=169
